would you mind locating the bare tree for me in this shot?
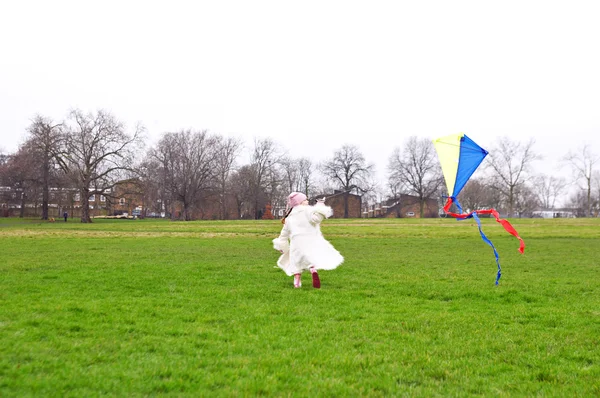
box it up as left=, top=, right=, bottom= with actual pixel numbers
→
left=277, top=156, right=316, bottom=211
left=513, top=182, right=539, bottom=217
left=23, top=115, right=64, bottom=220
left=563, top=144, right=599, bottom=217
left=321, top=144, right=374, bottom=218
left=486, top=137, right=539, bottom=217
left=279, top=156, right=314, bottom=195
left=154, top=130, right=221, bottom=221
left=0, top=147, right=37, bottom=217
left=214, top=136, right=242, bottom=219
left=2, top=131, right=66, bottom=220
left=297, top=157, right=314, bottom=197
left=565, top=189, right=588, bottom=217
left=385, top=179, right=406, bottom=217
left=533, top=174, right=566, bottom=210
left=229, top=165, right=255, bottom=219
left=593, top=170, right=600, bottom=216
left=135, top=157, right=164, bottom=217
left=248, top=138, right=282, bottom=219
left=0, top=148, right=8, bottom=167
left=388, top=137, right=443, bottom=218
left=459, top=179, right=496, bottom=212
left=62, top=109, right=144, bottom=223
left=280, top=157, right=300, bottom=194
left=147, top=133, right=178, bottom=219
left=0, top=149, right=8, bottom=212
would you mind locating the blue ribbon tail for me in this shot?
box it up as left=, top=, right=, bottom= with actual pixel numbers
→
left=452, top=197, right=467, bottom=221
left=472, top=212, right=502, bottom=285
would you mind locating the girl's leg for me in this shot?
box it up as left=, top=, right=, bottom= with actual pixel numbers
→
left=309, top=267, right=320, bottom=289
left=293, top=273, right=302, bottom=288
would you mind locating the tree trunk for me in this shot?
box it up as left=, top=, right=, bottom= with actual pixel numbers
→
left=419, top=199, right=425, bottom=218
left=587, top=179, right=592, bottom=217
left=81, top=193, right=91, bottom=223
left=183, top=202, right=191, bottom=221
left=41, top=160, right=50, bottom=220
left=344, top=192, right=349, bottom=218
left=19, top=192, right=25, bottom=218
left=170, top=202, right=176, bottom=221
left=41, top=191, right=49, bottom=220
left=508, top=186, right=514, bottom=217
left=219, top=191, right=226, bottom=220
left=236, top=199, right=243, bottom=219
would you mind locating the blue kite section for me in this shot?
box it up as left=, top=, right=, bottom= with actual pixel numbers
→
left=453, top=134, right=489, bottom=197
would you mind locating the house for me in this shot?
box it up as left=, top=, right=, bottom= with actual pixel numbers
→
left=171, top=193, right=241, bottom=220
left=0, top=179, right=148, bottom=218
left=107, top=179, right=146, bottom=216
left=312, top=190, right=362, bottom=218
left=531, top=209, right=576, bottom=219
left=0, top=186, right=80, bottom=218
left=364, top=194, right=440, bottom=218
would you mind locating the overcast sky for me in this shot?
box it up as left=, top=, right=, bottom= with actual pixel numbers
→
left=1, top=0, right=598, bottom=191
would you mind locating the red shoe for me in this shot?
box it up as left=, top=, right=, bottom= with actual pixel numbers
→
left=312, top=271, right=321, bottom=289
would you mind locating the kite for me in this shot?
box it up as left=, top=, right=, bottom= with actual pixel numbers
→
left=433, top=133, right=525, bottom=285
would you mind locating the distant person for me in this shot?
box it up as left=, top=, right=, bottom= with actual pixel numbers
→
left=273, top=192, right=344, bottom=289
left=63, top=211, right=68, bottom=222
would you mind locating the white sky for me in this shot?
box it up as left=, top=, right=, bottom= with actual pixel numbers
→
left=1, top=0, right=599, bottom=192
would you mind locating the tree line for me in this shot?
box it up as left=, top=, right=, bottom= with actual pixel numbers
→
left=1, top=109, right=599, bottom=221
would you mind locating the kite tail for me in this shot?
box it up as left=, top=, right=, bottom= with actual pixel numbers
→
left=443, top=197, right=525, bottom=254
left=471, top=212, right=502, bottom=285
left=442, top=197, right=525, bottom=284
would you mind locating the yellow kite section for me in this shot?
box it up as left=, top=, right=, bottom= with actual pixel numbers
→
left=433, top=133, right=463, bottom=196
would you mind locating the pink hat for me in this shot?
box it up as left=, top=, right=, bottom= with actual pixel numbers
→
left=286, top=192, right=307, bottom=210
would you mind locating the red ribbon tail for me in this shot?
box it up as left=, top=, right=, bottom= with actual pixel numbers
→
left=487, top=209, right=526, bottom=254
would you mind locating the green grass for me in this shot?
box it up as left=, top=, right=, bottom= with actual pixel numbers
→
left=1, top=217, right=599, bottom=396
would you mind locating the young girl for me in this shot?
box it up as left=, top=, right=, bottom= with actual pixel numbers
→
left=273, top=192, right=344, bottom=288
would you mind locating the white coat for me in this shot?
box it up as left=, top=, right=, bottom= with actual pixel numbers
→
left=272, top=203, right=344, bottom=276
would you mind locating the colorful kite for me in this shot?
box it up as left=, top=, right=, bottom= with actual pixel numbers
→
left=433, top=133, right=525, bottom=285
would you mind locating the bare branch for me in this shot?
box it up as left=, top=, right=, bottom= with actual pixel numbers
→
left=563, top=144, right=599, bottom=217
left=485, top=137, right=539, bottom=216
left=320, top=144, right=374, bottom=218
left=387, top=136, right=443, bottom=217
left=62, top=109, right=145, bottom=222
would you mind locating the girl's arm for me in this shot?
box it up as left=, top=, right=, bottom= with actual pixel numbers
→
left=309, top=203, right=334, bottom=225
left=272, top=223, right=291, bottom=253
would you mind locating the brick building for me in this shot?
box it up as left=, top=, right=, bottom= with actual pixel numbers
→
left=313, top=190, right=362, bottom=218
left=107, top=179, right=146, bottom=216
left=0, top=179, right=147, bottom=219
left=364, top=194, right=440, bottom=218
left=170, top=194, right=241, bottom=220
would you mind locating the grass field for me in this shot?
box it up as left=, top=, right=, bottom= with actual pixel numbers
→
left=1, top=217, right=599, bottom=396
